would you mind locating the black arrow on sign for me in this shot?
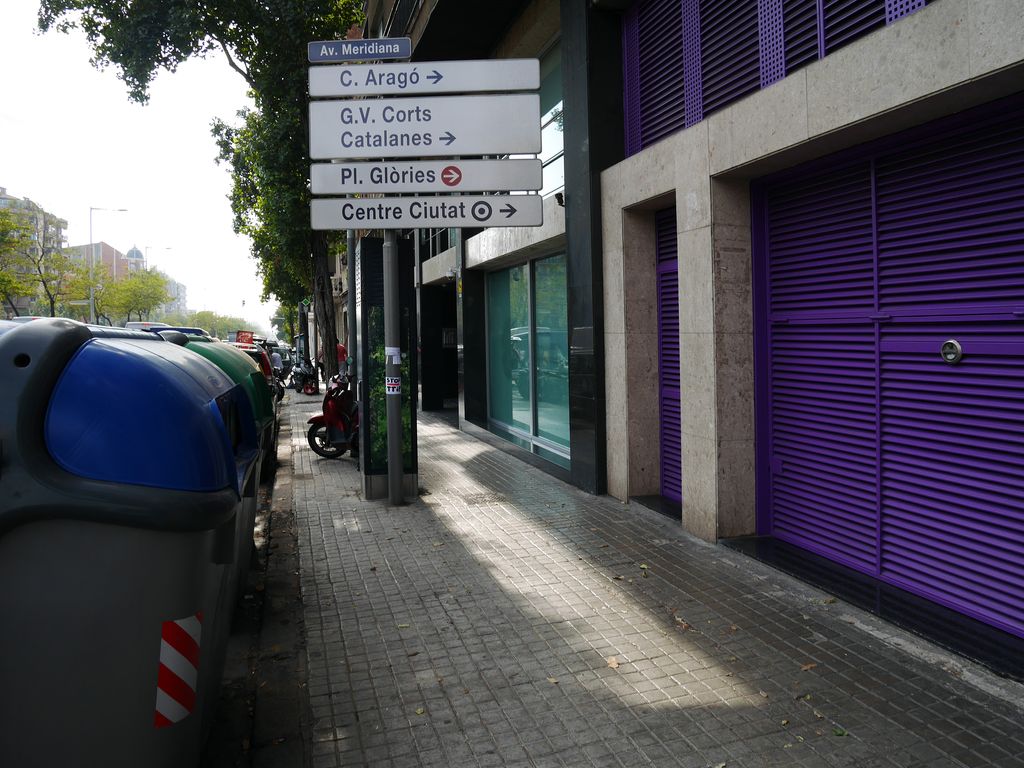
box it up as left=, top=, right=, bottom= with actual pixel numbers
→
left=500, top=203, right=517, bottom=218
left=427, top=70, right=443, bottom=84
left=439, top=131, right=456, bottom=146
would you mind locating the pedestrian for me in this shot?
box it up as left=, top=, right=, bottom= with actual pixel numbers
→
left=336, top=340, right=347, bottom=368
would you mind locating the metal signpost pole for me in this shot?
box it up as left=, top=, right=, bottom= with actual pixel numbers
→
left=383, top=229, right=403, bottom=505
left=308, top=42, right=542, bottom=503
left=347, top=229, right=357, bottom=377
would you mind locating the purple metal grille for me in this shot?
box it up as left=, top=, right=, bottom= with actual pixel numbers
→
left=823, top=0, right=886, bottom=54
left=622, top=5, right=642, bottom=156
left=759, top=0, right=787, bottom=88
left=700, top=0, right=761, bottom=117
left=875, top=119, right=1024, bottom=313
left=621, top=0, right=930, bottom=155
left=783, top=0, right=819, bottom=73
left=880, top=319, right=1024, bottom=639
left=682, top=0, right=703, bottom=128
left=756, top=97, right=1024, bottom=639
left=885, top=0, right=925, bottom=23
left=655, top=208, right=682, bottom=502
left=634, top=0, right=685, bottom=151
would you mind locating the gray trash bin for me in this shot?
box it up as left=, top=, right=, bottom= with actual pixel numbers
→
left=0, top=319, right=259, bottom=768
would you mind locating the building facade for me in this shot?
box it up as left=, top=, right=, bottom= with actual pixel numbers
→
left=364, top=0, right=1024, bottom=647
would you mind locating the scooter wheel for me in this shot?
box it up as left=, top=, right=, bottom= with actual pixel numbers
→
left=307, top=423, right=345, bottom=458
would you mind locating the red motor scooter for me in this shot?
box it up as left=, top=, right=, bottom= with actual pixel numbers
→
left=306, top=372, right=359, bottom=458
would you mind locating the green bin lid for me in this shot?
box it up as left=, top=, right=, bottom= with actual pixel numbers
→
left=182, top=338, right=275, bottom=429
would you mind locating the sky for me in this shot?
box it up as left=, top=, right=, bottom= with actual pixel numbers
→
left=0, top=1, right=278, bottom=332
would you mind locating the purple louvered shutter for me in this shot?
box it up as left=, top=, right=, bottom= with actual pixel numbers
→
left=782, top=0, right=820, bottom=73
left=823, top=0, right=886, bottom=54
left=879, top=321, right=1024, bottom=638
left=873, top=109, right=1024, bottom=638
left=700, top=0, right=761, bottom=116
left=757, top=97, right=1024, bottom=639
left=629, top=0, right=685, bottom=153
left=622, top=5, right=642, bottom=155
left=762, top=162, right=879, bottom=572
left=656, top=208, right=682, bottom=502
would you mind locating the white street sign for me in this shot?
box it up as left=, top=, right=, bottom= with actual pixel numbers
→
left=309, top=58, right=539, bottom=97
left=310, top=159, right=542, bottom=194
left=309, top=94, right=541, bottom=159
left=311, top=195, right=543, bottom=229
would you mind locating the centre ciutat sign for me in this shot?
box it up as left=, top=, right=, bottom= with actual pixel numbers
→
left=307, top=46, right=543, bottom=231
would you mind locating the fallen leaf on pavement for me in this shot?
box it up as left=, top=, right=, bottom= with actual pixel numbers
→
left=823, top=597, right=837, bottom=604
left=833, top=727, right=848, bottom=737
left=781, top=719, right=789, bottom=726
left=397, top=623, right=410, bottom=629
left=759, top=690, right=768, bottom=698
left=547, top=677, right=559, bottom=684
left=415, top=707, right=426, bottom=716
left=606, top=656, right=620, bottom=669
left=800, top=663, right=817, bottom=672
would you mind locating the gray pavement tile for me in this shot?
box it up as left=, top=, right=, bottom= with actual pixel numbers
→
left=285, top=403, right=1024, bottom=768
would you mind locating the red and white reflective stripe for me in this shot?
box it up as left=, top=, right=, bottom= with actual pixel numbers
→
left=153, top=612, right=202, bottom=728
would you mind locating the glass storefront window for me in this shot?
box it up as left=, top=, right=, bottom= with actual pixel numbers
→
left=487, top=254, right=569, bottom=467
left=533, top=255, right=569, bottom=448
left=487, top=265, right=531, bottom=434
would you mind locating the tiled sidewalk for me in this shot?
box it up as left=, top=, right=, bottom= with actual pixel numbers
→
left=288, top=400, right=1024, bottom=768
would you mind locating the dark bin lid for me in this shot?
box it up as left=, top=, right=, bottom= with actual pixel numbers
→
left=45, top=335, right=257, bottom=493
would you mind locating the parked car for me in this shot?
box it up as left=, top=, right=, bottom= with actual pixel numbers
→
left=148, top=325, right=212, bottom=338
left=125, top=321, right=171, bottom=331
left=8, top=316, right=44, bottom=324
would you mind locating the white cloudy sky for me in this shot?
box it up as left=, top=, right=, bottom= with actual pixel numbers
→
left=0, top=0, right=279, bottom=330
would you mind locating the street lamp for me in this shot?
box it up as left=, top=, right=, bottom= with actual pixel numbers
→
left=88, top=206, right=128, bottom=324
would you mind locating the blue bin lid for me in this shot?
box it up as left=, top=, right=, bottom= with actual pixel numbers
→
left=45, top=335, right=258, bottom=493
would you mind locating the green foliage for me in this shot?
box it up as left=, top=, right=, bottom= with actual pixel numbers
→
left=0, top=208, right=35, bottom=314
left=188, top=310, right=259, bottom=339
left=38, top=0, right=363, bottom=309
left=270, top=303, right=298, bottom=344
left=106, top=268, right=170, bottom=321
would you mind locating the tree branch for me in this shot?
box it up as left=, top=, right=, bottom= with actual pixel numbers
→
left=216, top=39, right=256, bottom=90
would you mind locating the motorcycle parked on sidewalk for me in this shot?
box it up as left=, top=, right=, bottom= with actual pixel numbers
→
left=306, top=372, right=359, bottom=459
left=289, top=360, right=318, bottom=395
left=272, top=367, right=286, bottom=402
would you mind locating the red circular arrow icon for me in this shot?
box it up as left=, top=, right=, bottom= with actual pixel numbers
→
left=441, top=165, right=463, bottom=187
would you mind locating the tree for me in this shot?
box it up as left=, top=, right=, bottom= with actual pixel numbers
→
left=107, top=268, right=170, bottom=321
left=39, top=0, right=362, bottom=377
left=18, top=209, right=79, bottom=317
left=0, top=208, right=35, bottom=316
left=270, top=303, right=298, bottom=345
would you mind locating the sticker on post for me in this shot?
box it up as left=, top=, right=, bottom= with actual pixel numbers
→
left=385, top=376, right=401, bottom=395
left=385, top=346, right=401, bottom=364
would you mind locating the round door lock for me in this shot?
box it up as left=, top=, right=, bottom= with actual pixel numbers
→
left=940, top=339, right=963, bottom=364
